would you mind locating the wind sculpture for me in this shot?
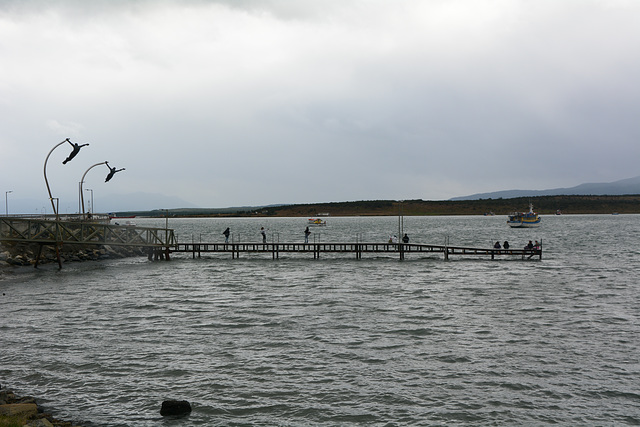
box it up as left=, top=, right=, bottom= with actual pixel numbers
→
left=44, top=138, right=90, bottom=218
left=80, top=161, right=126, bottom=219
left=62, top=139, right=90, bottom=164
left=105, top=162, right=125, bottom=182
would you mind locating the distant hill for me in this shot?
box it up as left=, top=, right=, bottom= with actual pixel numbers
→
left=114, top=195, right=640, bottom=217
left=450, top=176, right=640, bottom=201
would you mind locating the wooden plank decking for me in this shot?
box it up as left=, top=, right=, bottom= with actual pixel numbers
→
left=171, top=242, right=542, bottom=261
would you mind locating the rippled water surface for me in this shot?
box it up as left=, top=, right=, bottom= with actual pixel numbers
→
left=1, top=215, right=639, bottom=426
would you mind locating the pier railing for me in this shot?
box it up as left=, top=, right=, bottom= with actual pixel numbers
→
left=0, top=217, right=175, bottom=248
left=171, top=241, right=542, bottom=261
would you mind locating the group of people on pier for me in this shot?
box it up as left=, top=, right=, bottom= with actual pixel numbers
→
left=388, top=234, right=410, bottom=244
left=493, top=240, right=540, bottom=250
left=221, top=226, right=411, bottom=245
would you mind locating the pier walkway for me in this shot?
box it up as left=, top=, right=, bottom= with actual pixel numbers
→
left=1, top=216, right=542, bottom=265
left=171, top=241, right=542, bottom=261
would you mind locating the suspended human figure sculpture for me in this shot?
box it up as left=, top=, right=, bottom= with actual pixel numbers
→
left=105, top=162, right=125, bottom=182
left=62, top=139, right=90, bottom=164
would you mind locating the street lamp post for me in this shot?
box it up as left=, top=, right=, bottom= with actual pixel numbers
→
left=78, top=182, right=82, bottom=214
left=5, top=191, right=12, bottom=216
left=398, top=200, right=404, bottom=240
left=85, top=188, right=94, bottom=216
left=5, top=190, right=12, bottom=216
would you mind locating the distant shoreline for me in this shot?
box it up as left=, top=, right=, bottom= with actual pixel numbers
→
left=110, top=195, right=640, bottom=218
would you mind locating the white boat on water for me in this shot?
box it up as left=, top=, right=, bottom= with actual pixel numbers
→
left=507, top=203, right=541, bottom=228
left=308, top=218, right=327, bottom=226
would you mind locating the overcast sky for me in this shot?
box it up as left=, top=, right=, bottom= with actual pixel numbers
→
left=2, top=0, right=639, bottom=213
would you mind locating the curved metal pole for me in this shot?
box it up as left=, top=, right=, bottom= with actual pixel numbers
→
left=43, top=138, right=70, bottom=219
left=80, top=161, right=108, bottom=219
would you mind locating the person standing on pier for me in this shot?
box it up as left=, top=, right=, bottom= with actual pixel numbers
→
left=503, top=241, right=510, bottom=249
left=402, top=234, right=409, bottom=244
left=304, top=227, right=311, bottom=243
left=223, top=227, right=230, bottom=244
left=260, top=227, right=266, bottom=243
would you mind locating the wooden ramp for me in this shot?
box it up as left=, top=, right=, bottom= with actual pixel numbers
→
left=0, top=216, right=175, bottom=268
left=171, top=242, right=542, bottom=261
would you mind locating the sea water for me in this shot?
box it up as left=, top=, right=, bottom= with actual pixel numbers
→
left=1, top=215, right=639, bottom=426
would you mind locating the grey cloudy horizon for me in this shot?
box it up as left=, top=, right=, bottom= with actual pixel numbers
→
left=2, top=0, right=639, bottom=213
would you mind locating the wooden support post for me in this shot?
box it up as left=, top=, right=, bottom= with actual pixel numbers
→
left=55, top=243, right=62, bottom=270
left=34, top=244, right=44, bottom=268
left=539, top=240, right=542, bottom=260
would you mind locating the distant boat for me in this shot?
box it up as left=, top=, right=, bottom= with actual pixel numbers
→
left=484, top=212, right=495, bottom=216
left=507, top=203, right=541, bottom=228
left=113, top=220, right=137, bottom=226
left=109, top=214, right=136, bottom=219
left=308, top=218, right=327, bottom=226
left=556, top=209, right=562, bottom=215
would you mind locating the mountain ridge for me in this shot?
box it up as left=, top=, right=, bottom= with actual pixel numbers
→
left=450, top=176, right=640, bottom=201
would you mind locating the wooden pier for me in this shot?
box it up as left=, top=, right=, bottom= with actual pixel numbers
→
left=171, top=241, right=542, bottom=261
left=1, top=216, right=542, bottom=266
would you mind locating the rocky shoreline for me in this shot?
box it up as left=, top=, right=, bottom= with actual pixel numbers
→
left=0, top=384, right=82, bottom=427
left=0, top=243, right=147, bottom=268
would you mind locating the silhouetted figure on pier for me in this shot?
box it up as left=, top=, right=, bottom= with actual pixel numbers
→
left=223, top=227, right=230, bottom=243
left=503, top=241, right=509, bottom=249
left=62, top=139, right=89, bottom=164
left=494, top=241, right=501, bottom=249
left=402, top=234, right=409, bottom=243
left=304, top=227, right=311, bottom=243
left=261, top=227, right=266, bottom=243
left=105, top=162, right=125, bottom=182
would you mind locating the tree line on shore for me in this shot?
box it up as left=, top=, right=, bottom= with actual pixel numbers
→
left=114, top=195, right=640, bottom=218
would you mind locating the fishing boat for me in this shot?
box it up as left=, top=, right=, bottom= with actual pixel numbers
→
left=308, top=218, right=327, bottom=226
left=109, top=214, right=136, bottom=219
left=507, top=203, right=541, bottom=228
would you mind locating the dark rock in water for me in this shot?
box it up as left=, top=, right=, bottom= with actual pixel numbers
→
left=160, top=400, right=192, bottom=416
